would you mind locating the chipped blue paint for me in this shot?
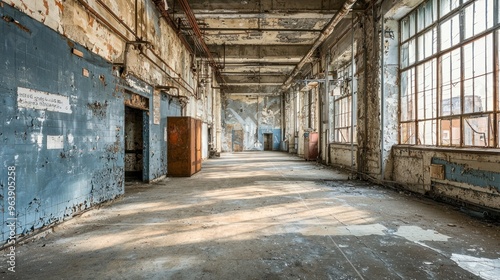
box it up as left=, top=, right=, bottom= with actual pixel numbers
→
left=258, top=129, right=282, bottom=150
left=0, top=3, right=125, bottom=242
left=160, top=95, right=182, bottom=176
left=431, top=158, right=500, bottom=192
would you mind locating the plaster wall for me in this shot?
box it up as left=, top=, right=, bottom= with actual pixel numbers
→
left=393, top=146, right=500, bottom=210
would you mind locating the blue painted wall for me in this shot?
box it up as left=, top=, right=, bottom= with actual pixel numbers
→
left=158, top=94, right=182, bottom=178
left=0, top=4, right=127, bottom=242
left=258, top=129, right=282, bottom=150
left=431, top=158, right=500, bottom=193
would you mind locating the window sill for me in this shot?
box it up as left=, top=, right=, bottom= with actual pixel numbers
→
left=394, top=145, right=500, bottom=155
left=329, top=142, right=358, bottom=147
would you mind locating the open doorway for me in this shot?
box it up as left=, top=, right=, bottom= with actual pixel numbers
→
left=263, top=133, right=273, bottom=151
left=124, top=106, right=144, bottom=181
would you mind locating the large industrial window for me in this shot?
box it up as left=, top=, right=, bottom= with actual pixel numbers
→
left=399, top=0, right=500, bottom=147
left=333, top=63, right=357, bottom=143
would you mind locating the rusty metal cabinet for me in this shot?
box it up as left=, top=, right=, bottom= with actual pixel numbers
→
left=304, top=132, right=318, bottom=161
left=167, top=117, right=202, bottom=176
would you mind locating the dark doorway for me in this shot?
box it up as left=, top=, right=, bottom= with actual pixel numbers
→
left=125, top=106, right=144, bottom=181
left=263, top=133, right=273, bottom=151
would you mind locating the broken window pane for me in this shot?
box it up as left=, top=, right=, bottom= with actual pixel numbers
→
left=417, top=28, right=437, bottom=61
left=409, top=13, right=416, bottom=37
left=401, top=68, right=416, bottom=121
left=439, top=14, right=460, bottom=50
left=440, top=118, right=461, bottom=146
left=464, top=0, right=494, bottom=39
left=401, top=42, right=409, bottom=68
left=418, top=0, right=437, bottom=32
left=417, top=59, right=437, bottom=120
left=418, top=120, right=437, bottom=145
left=440, top=49, right=461, bottom=116
left=440, top=0, right=460, bottom=17
left=463, top=115, right=494, bottom=146
left=401, top=122, right=416, bottom=144
left=401, top=16, right=410, bottom=42
left=463, top=34, right=494, bottom=113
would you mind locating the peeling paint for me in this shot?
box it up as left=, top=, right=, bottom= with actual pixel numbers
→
left=87, top=101, right=109, bottom=120
left=451, top=254, right=500, bottom=280
left=0, top=3, right=124, bottom=242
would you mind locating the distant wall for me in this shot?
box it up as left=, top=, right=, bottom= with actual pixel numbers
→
left=222, top=96, right=281, bottom=151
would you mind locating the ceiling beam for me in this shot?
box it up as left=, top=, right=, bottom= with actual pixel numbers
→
left=283, top=0, right=357, bottom=90
left=197, top=27, right=322, bottom=32
left=223, top=82, right=283, bottom=86
left=220, top=72, right=287, bottom=76
left=186, top=12, right=343, bottom=19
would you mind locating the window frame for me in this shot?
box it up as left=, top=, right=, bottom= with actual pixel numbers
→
left=332, top=62, right=357, bottom=144
left=399, top=0, right=500, bottom=148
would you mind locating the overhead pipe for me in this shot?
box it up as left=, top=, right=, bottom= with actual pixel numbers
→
left=79, top=0, right=196, bottom=96
left=151, top=0, right=193, bottom=53
left=282, top=0, right=357, bottom=90
left=96, top=0, right=136, bottom=38
left=140, top=48, right=195, bottom=96
left=75, top=0, right=129, bottom=41
left=176, top=0, right=219, bottom=69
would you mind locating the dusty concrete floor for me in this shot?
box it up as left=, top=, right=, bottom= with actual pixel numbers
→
left=2, top=151, right=500, bottom=279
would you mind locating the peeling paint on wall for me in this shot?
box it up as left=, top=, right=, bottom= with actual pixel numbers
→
left=0, top=3, right=123, bottom=241
left=432, top=158, right=500, bottom=193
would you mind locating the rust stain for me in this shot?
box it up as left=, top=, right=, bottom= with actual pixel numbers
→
left=21, top=2, right=28, bottom=11
left=66, top=38, right=75, bottom=48
left=88, top=16, right=94, bottom=27
left=2, top=15, right=31, bottom=33
left=43, top=0, right=49, bottom=15
left=54, top=0, right=64, bottom=12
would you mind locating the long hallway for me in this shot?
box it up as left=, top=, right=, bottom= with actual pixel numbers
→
left=5, top=152, right=500, bottom=279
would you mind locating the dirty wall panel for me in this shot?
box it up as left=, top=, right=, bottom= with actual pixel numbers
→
left=392, top=147, right=500, bottom=210
left=0, top=4, right=124, bottom=241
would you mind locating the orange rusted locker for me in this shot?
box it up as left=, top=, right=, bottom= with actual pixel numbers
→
left=167, top=117, right=202, bottom=176
left=195, top=119, right=202, bottom=172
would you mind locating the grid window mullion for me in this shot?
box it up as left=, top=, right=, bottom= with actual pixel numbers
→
left=399, top=0, right=500, bottom=147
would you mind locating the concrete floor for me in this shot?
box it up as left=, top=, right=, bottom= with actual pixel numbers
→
left=2, top=151, right=500, bottom=279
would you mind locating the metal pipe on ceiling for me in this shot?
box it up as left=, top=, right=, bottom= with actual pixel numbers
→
left=151, top=0, right=193, bottom=53
left=282, top=0, right=357, bottom=91
left=176, top=0, right=219, bottom=69
left=96, top=0, right=136, bottom=37
left=75, top=0, right=129, bottom=41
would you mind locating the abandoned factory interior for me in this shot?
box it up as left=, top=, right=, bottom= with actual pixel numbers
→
left=1, top=0, right=500, bottom=278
